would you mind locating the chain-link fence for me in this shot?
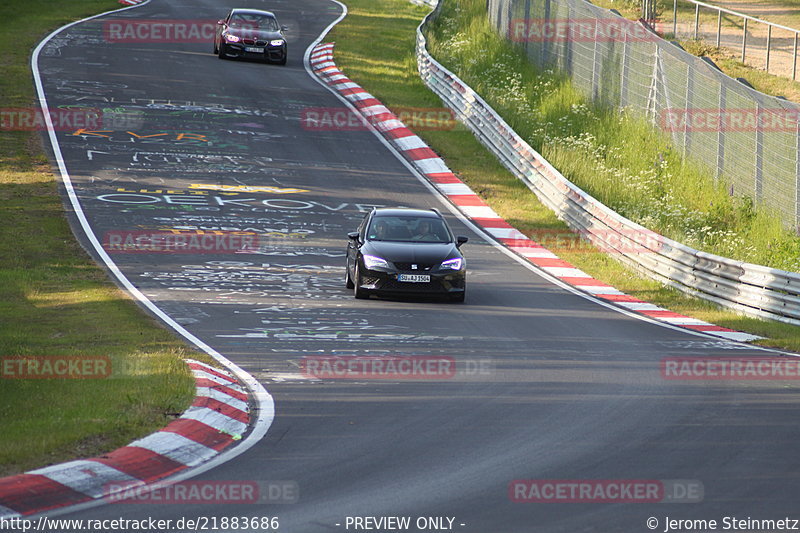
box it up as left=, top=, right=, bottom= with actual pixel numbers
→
left=487, top=0, right=800, bottom=232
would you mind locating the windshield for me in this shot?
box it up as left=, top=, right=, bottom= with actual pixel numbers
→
left=229, top=13, right=279, bottom=31
left=367, top=216, right=452, bottom=243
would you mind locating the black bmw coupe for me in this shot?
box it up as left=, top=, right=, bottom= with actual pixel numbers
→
left=214, top=8, right=287, bottom=65
left=346, top=208, right=468, bottom=302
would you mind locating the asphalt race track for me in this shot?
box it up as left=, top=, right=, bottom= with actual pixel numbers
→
left=35, top=0, right=800, bottom=530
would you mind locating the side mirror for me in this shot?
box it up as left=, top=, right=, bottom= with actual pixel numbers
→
left=456, top=236, right=468, bottom=247
left=347, top=231, right=361, bottom=242
left=217, top=19, right=225, bottom=25
left=281, top=25, right=288, bottom=31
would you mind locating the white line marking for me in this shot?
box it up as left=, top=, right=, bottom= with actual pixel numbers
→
left=393, top=135, right=427, bottom=151
left=129, top=434, right=216, bottom=467
left=435, top=183, right=474, bottom=196
left=195, top=387, right=249, bottom=412
left=179, top=406, right=248, bottom=436
left=30, top=461, right=140, bottom=498
left=540, top=267, right=592, bottom=278
left=191, top=368, right=237, bottom=386
left=458, top=205, right=499, bottom=219
left=413, top=158, right=449, bottom=174
left=615, top=302, right=665, bottom=312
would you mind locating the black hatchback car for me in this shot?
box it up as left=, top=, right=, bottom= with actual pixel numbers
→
left=214, top=9, right=287, bottom=65
left=346, top=208, right=468, bottom=302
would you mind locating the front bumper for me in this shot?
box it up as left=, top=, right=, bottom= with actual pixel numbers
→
left=358, top=267, right=466, bottom=297
left=221, top=42, right=286, bottom=62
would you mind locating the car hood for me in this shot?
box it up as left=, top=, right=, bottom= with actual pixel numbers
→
left=363, top=241, right=459, bottom=265
left=227, top=29, right=283, bottom=41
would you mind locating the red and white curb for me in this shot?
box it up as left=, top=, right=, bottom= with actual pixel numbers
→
left=0, top=360, right=250, bottom=518
left=309, top=42, right=759, bottom=344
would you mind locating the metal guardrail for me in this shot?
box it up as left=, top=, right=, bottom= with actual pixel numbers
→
left=416, top=0, right=800, bottom=326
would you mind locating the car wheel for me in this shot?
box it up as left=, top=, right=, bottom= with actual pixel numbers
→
left=345, top=264, right=355, bottom=289
left=353, top=265, right=368, bottom=299
left=218, top=43, right=227, bottom=59
left=213, top=40, right=218, bottom=54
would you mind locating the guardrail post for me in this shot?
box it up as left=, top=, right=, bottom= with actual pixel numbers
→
left=592, top=18, right=600, bottom=99
left=794, top=33, right=798, bottom=80
left=684, top=62, right=694, bottom=157
left=796, top=120, right=800, bottom=233
left=522, top=0, right=531, bottom=58
left=742, top=17, right=748, bottom=62
left=694, top=4, right=700, bottom=39
left=620, top=25, right=630, bottom=107
left=673, top=0, right=677, bottom=36
left=766, top=25, right=772, bottom=71
left=755, top=102, right=763, bottom=203
left=716, top=11, right=722, bottom=47
left=542, top=0, right=551, bottom=68
left=717, top=84, right=726, bottom=181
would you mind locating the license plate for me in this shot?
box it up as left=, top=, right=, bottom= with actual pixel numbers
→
left=245, top=47, right=264, bottom=53
left=398, top=274, right=430, bottom=283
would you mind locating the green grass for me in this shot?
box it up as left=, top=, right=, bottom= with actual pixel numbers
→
left=329, top=0, right=800, bottom=351
left=0, top=0, right=208, bottom=476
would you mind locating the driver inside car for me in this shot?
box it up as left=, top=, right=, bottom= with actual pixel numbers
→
left=412, top=220, right=437, bottom=241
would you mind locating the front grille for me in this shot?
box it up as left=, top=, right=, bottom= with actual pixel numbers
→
left=361, top=276, right=380, bottom=286
left=242, top=39, right=267, bottom=46
left=393, top=263, right=434, bottom=271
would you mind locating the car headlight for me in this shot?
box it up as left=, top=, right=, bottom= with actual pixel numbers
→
left=440, top=258, right=463, bottom=270
left=362, top=255, right=389, bottom=269
left=269, top=39, right=285, bottom=46
left=224, top=33, right=240, bottom=42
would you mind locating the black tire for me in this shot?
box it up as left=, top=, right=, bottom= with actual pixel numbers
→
left=345, top=264, right=355, bottom=289
left=277, top=56, right=287, bottom=66
left=353, top=265, right=368, bottom=299
left=213, top=40, right=218, bottom=54
left=218, top=43, right=227, bottom=59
